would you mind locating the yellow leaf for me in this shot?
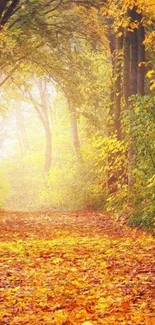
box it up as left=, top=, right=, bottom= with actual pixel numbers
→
left=54, top=310, right=67, bottom=324
left=71, top=280, right=81, bottom=287
left=138, top=61, right=145, bottom=67
left=53, top=258, right=62, bottom=264
left=100, top=261, right=107, bottom=268
left=118, top=32, right=123, bottom=37
left=146, top=70, right=154, bottom=78
left=135, top=106, right=140, bottom=113
left=150, top=80, right=155, bottom=91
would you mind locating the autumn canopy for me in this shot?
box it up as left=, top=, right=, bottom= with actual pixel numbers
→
left=0, top=1, right=155, bottom=323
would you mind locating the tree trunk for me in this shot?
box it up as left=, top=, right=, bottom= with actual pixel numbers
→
left=16, top=105, right=29, bottom=155
left=108, top=25, right=116, bottom=134
left=126, top=7, right=138, bottom=186
left=123, top=30, right=130, bottom=104
left=130, top=30, right=138, bottom=95
left=33, top=105, right=52, bottom=174
left=28, top=78, right=52, bottom=173
left=130, top=8, right=138, bottom=95
left=114, top=33, right=123, bottom=140
left=16, top=117, right=24, bottom=157
left=39, top=78, right=52, bottom=173
left=44, top=118, right=52, bottom=173
left=70, top=109, right=82, bottom=163
left=137, top=25, right=146, bottom=95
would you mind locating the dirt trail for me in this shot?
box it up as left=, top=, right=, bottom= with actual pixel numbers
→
left=0, top=210, right=154, bottom=325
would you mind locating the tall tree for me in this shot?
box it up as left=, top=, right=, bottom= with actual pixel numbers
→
left=123, top=28, right=130, bottom=105
left=27, top=78, right=52, bottom=173
left=16, top=104, right=29, bottom=156
left=70, top=108, right=82, bottom=162
left=137, top=16, right=146, bottom=95
left=114, top=32, right=123, bottom=140
left=129, top=7, right=138, bottom=96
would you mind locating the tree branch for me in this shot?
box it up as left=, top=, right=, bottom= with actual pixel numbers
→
left=1, top=0, right=20, bottom=26
left=27, top=90, right=48, bottom=129
left=0, top=0, right=7, bottom=21
left=44, top=0, right=64, bottom=14
left=0, top=41, right=44, bottom=88
left=0, top=63, right=21, bottom=87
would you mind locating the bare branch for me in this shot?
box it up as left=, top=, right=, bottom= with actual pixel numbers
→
left=1, top=0, right=20, bottom=26
left=0, top=63, right=21, bottom=87
left=0, top=42, right=44, bottom=88
left=44, top=0, right=64, bottom=14
left=27, top=90, right=47, bottom=128
left=0, top=0, right=7, bottom=21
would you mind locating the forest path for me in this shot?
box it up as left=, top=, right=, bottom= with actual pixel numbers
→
left=0, top=210, right=154, bottom=325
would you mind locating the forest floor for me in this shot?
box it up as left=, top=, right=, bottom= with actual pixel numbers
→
left=0, top=210, right=155, bottom=325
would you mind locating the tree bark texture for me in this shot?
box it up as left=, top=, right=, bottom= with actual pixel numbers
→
left=39, top=79, right=52, bottom=174
left=123, top=30, right=130, bottom=104
left=129, top=7, right=138, bottom=95
left=70, top=109, right=82, bottom=163
left=137, top=25, right=146, bottom=95
left=108, top=25, right=116, bottom=134
left=114, top=33, right=123, bottom=140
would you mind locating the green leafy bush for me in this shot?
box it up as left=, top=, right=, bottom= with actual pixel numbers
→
left=123, top=95, right=155, bottom=231
left=39, top=158, right=103, bottom=210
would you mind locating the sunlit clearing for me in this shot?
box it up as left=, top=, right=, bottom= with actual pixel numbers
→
left=1, top=77, right=105, bottom=212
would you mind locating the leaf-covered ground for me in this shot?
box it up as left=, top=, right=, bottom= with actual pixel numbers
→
left=0, top=210, right=154, bottom=325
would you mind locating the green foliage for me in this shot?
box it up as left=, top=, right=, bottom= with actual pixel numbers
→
left=39, top=158, right=102, bottom=210
left=123, top=95, right=155, bottom=231
left=87, top=134, right=128, bottom=212
left=124, top=95, right=155, bottom=171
